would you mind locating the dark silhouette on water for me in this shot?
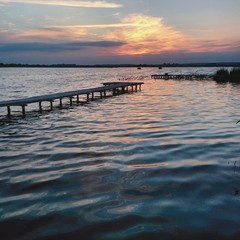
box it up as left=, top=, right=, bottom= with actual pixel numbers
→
left=213, top=67, right=240, bottom=83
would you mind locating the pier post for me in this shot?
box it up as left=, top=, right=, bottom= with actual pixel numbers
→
left=70, top=97, right=73, bottom=106
left=22, top=105, right=26, bottom=118
left=59, top=98, right=63, bottom=108
left=50, top=101, right=53, bottom=111
left=100, top=91, right=103, bottom=99
left=91, top=92, right=94, bottom=100
left=39, top=102, right=42, bottom=113
left=77, top=95, right=80, bottom=104
left=87, top=93, right=90, bottom=102
left=7, top=106, right=11, bottom=118
left=104, top=91, right=106, bottom=97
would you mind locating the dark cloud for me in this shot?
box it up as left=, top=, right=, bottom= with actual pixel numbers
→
left=0, top=41, right=126, bottom=52
left=2, top=50, right=240, bottom=65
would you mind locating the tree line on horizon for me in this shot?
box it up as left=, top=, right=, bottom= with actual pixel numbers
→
left=0, top=62, right=240, bottom=68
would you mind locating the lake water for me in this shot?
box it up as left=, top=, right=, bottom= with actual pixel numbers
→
left=0, top=67, right=240, bottom=240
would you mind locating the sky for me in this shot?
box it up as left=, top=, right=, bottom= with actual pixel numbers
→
left=0, top=0, right=240, bottom=64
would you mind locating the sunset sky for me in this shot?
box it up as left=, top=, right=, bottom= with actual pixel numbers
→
left=0, top=0, right=240, bottom=64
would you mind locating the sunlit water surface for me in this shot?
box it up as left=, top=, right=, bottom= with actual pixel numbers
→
left=0, top=67, right=240, bottom=240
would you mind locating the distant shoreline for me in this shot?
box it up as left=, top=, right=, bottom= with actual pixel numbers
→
left=0, top=62, right=240, bottom=68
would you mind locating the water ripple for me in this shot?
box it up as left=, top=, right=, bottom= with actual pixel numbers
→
left=0, top=68, right=240, bottom=239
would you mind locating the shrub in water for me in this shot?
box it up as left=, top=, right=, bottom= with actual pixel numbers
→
left=229, top=67, right=240, bottom=83
left=213, top=68, right=229, bottom=82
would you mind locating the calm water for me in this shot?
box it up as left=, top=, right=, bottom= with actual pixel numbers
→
left=0, top=67, right=240, bottom=240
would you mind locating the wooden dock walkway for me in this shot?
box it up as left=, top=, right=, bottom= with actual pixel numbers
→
left=0, top=82, right=144, bottom=118
left=151, top=74, right=213, bottom=80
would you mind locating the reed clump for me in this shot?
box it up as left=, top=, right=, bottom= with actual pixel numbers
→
left=213, top=67, right=240, bottom=83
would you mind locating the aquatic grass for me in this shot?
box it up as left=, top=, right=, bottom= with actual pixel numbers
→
left=213, top=68, right=229, bottom=82
left=229, top=67, right=240, bottom=83
left=213, top=67, right=240, bottom=83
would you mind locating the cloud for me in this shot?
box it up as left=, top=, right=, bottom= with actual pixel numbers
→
left=44, top=14, right=188, bottom=55
left=48, top=23, right=134, bottom=30
left=0, top=41, right=126, bottom=52
left=17, top=28, right=88, bottom=42
left=103, top=14, right=188, bottom=55
left=85, top=14, right=239, bottom=55
left=1, top=13, right=239, bottom=62
left=11, top=24, right=135, bottom=44
left=20, top=14, right=238, bottom=56
left=187, top=39, right=240, bottom=52
left=0, top=0, right=122, bottom=8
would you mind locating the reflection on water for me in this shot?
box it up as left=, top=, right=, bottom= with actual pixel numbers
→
left=0, top=67, right=240, bottom=240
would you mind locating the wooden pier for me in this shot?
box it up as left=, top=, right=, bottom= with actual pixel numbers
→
left=0, top=82, right=144, bottom=118
left=151, top=74, right=213, bottom=80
